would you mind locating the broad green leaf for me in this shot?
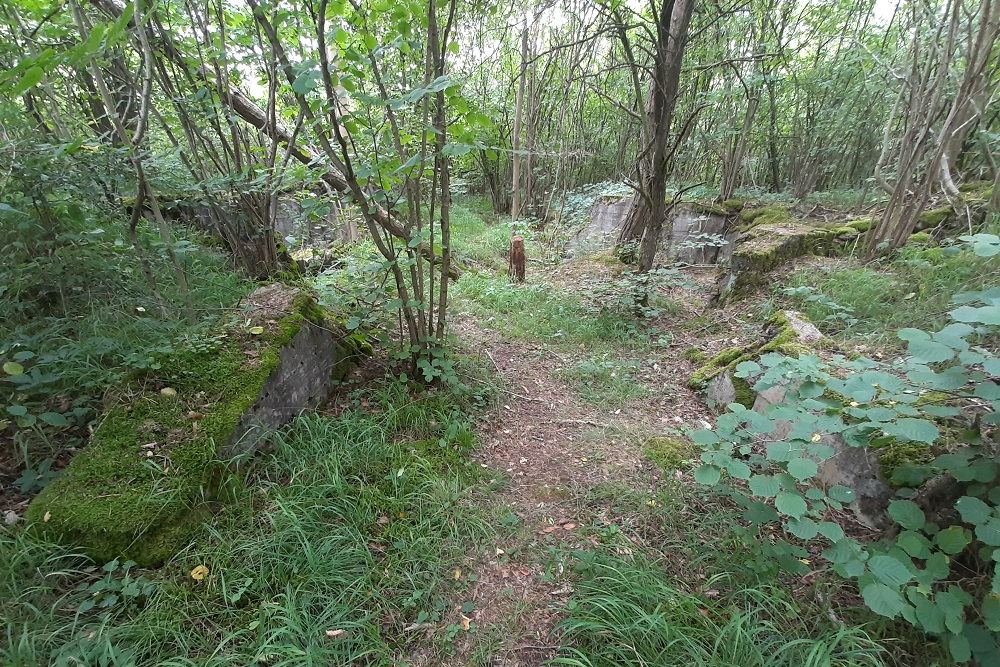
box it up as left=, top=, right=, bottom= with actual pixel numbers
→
left=776, top=490, right=807, bottom=519
left=3, top=362, right=24, bottom=375
left=868, top=554, right=913, bottom=586
left=693, top=465, right=721, bottom=485
left=786, top=517, right=818, bottom=539
left=912, top=594, right=945, bottom=633
left=861, top=582, right=906, bottom=618
left=12, top=66, right=44, bottom=96
left=937, top=526, right=972, bottom=554
left=955, top=496, right=992, bottom=525
left=725, top=458, right=752, bottom=480
left=817, top=521, right=845, bottom=542
left=984, top=595, right=1000, bottom=631
left=822, top=539, right=856, bottom=564
left=883, top=418, right=939, bottom=444
left=828, top=485, right=855, bottom=502
left=743, top=501, right=779, bottom=524
left=691, top=429, right=719, bottom=445
left=39, top=412, right=69, bottom=427
left=292, top=69, right=320, bottom=95
left=897, top=531, right=931, bottom=558
left=950, top=305, right=1000, bottom=325
left=949, top=634, right=972, bottom=663
left=906, top=338, right=955, bottom=363
left=937, top=590, right=966, bottom=634
left=976, top=519, right=1000, bottom=546
left=788, top=456, right=818, bottom=481
left=888, top=500, right=925, bottom=530
left=749, top=474, right=780, bottom=497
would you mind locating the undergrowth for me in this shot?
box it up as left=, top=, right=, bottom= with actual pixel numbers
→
left=453, top=273, right=644, bottom=347
left=1, top=378, right=500, bottom=665
left=780, top=243, right=995, bottom=347
left=553, top=551, right=889, bottom=667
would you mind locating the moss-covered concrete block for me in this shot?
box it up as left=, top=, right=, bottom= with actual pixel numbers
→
left=716, top=220, right=834, bottom=299
left=26, top=284, right=368, bottom=566
left=689, top=311, right=823, bottom=410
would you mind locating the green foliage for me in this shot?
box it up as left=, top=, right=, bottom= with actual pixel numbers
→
left=24, top=294, right=357, bottom=565
left=643, top=436, right=694, bottom=470
left=2, top=380, right=494, bottom=664
left=0, top=139, right=248, bottom=471
left=560, top=356, right=650, bottom=407
left=691, top=238, right=1000, bottom=663
left=453, top=274, right=642, bottom=347
left=553, top=551, right=888, bottom=667
left=580, top=267, right=687, bottom=319
left=783, top=242, right=995, bottom=345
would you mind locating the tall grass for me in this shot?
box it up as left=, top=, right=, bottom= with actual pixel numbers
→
left=553, top=553, right=888, bottom=667
left=781, top=244, right=995, bottom=347
left=453, top=273, right=644, bottom=346
left=1, top=383, right=495, bottom=665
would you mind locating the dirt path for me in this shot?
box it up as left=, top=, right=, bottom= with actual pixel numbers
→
left=432, top=305, right=714, bottom=666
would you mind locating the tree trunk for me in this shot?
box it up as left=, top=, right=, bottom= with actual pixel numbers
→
left=620, top=0, right=695, bottom=272
left=510, top=23, right=529, bottom=221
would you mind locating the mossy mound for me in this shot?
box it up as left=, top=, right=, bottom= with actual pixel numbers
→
left=688, top=310, right=820, bottom=391
left=718, top=219, right=837, bottom=298
left=688, top=201, right=729, bottom=216
left=721, top=198, right=746, bottom=213
left=681, top=346, right=707, bottom=364
left=643, top=436, right=694, bottom=471
left=26, top=287, right=366, bottom=565
left=738, top=205, right=792, bottom=231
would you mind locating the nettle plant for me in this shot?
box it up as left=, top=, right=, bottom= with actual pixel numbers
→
left=693, top=237, right=1000, bottom=663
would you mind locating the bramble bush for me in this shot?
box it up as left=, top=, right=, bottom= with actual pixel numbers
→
left=692, top=234, right=1000, bottom=664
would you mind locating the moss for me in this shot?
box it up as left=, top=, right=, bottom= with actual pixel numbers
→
left=689, top=201, right=729, bottom=216
left=907, top=232, right=932, bottom=245
left=732, top=376, right=755, bottom=408
left=721, top=198, right=746, bottom=213
left=845, top=218, right=874, bottom=232
left=721, top=219, right=843, bottom=299
left=26, top=290, right=357, bottom=566
left=681, top=347, right=707, bottom=364
left=916, top=206, right=952, bottom=230
left=738, top=205, right=792, bottom=230
left=643, top=436, right=694, bottom=470
left=873, top=438, right=933, bottom=484
left=688, top=311, right=819, bottom=390
left=831, top=226, right=860, bottom=238
left=688, top=345, right=745, bottom=389
left=958, top=180, right=993, bottom=200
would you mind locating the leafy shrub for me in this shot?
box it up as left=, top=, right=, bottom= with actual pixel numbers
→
left=0, top=139, right=247, bottom=469
left=691, top=236, right=1000, bottom=663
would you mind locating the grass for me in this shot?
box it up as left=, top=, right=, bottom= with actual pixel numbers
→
left=561, top=479, right=946, bottom=667
left=450, top=197, right=557, bottom=272
left=453, top=273, right=644, bottom=347
left=1, top=210, right=249, bottom=469
left=558, top=356, right=651, bottom=407
left=552, top=551, right=889, bottom=667
left=780, top=243, right=996, bottom=347
left=0, top=379, right=500, bottom=665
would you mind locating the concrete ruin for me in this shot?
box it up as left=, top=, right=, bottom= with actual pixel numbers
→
left=27, top=284, right=368, bottom=565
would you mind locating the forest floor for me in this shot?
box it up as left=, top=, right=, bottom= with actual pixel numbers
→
left=431, top=271, right=715, bottom=665
left=6, top=198, right=980, bottom=666
left=406, top=202, right=915, bottom=666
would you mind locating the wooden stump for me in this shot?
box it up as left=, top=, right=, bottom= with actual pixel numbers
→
left=508, top=235, right=525, bottom=282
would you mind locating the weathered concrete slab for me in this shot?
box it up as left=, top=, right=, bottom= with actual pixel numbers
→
left=27, top=284, right=367, bottom=565
left=566, top=198, right=737, bottom=264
